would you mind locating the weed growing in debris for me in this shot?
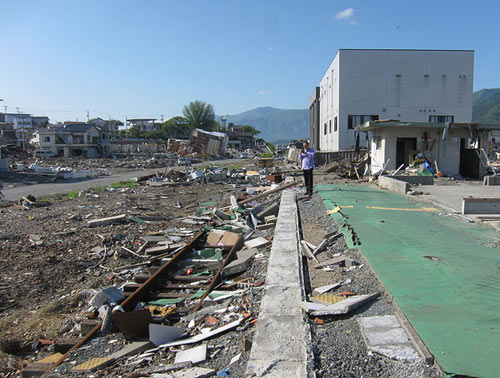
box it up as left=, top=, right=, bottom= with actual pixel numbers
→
left=226, top=163, right=244, bottom=170
left=109, top=180, right=136, bottom=189
left=259, top=152, right=274, bottom=158
left=65, top=191, right=80, bottom=199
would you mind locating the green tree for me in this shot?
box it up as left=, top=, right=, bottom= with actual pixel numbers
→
left=182, top=100, right=215, bottom=131
left=146, top=130, right=167, bottom=140
left=241, top=125, right=261, bottom=136
left=127, top=127, right=142, bottom=139
left=163, top=116, right=190, bottom=139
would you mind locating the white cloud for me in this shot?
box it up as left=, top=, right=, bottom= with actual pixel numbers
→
left=258, top=90, right=266, bottom=96
left=335, top=8, right=354, bottom=20
left=267, top=47, right=273, bottom=51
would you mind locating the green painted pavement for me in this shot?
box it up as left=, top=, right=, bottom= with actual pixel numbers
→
left=317, top=183, right=500, bottom=378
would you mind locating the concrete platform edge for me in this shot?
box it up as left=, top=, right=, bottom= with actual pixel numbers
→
left=246, top=189, right=315, bottom=378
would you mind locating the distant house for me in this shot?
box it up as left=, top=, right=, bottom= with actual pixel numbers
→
left=89, top=117, right=121, bottom=136
left=0, top=123, right=17, bottom=147
left=128, top=118, right=161, bottom=133
left=0, top=113, right=32, bottom=130
left=31, top=116, right=49, bottom=128
left=227, top=125, right=256, bottom=150
left=37, top=122, right=110, bottom=157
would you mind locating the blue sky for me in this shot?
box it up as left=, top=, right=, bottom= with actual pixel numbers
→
left=2, top=0, right=500, bottom=123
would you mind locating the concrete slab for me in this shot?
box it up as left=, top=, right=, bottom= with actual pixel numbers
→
left=170, top=368, right=215, bottom=378
left=246, top=358, right=308, bottom=377
left=174, top=344, right=207, bottom=364
left=149, top=324, right=184, bottom=346
left=378, top=176, right=409, bottom=194
left=462, top=197, right=500, bottom=214
left=259, top=284, right=302, bottom=316
left=268, top=238, right=299, bottom=255
left=248, top=315, right=308, bottom=361
left=221, top=248, right=257, bottom=277
left=309, top=293, right=379, bottom=316
left=246, top=189, right=312, bottom=378
left=244, top=237, right=270, bottom=249
left=265, top=263, right=301, bottom=287
left=418, top=181, right=500, bottom=213
left=151, top=367, right=216, bottom=378
left=109, top=341, right=154, bottom=360
left=393, top=175, right=434, bottom=185
left=313, top=283, right=341, bottom=295
left=359, top=315, right=420, bottom=362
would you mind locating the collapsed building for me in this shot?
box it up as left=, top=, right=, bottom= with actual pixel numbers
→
left=189, top=129, right=228, bottom=157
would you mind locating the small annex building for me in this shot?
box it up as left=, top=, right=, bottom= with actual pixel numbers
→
left=358, top=121, right=500, bottom=179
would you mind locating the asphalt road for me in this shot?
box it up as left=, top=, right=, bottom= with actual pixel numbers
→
left=2, top=158, right=247, bottom=201
left=2, top=168, right=161, bottom=201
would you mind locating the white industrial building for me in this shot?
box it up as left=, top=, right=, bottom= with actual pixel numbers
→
left=311, top=49, right=474, bottom=152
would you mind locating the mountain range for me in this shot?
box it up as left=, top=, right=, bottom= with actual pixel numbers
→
left=472, top=88, right=500, bottom=123
left=220, top=89, right=500, bottom=144
left=220, top=107, right=308, bottom=143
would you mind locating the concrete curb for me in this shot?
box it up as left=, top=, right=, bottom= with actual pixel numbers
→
left=246, top=190, right=315, bottom=378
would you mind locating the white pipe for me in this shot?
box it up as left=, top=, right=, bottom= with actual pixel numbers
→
left=392, top=163, right=404, bottom=176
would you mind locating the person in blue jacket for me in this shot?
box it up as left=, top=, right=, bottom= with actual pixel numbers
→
left=299, top=141, right=315, bottom=196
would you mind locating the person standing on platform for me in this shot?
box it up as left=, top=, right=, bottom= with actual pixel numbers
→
left=300, top=141, right=315, bottom=196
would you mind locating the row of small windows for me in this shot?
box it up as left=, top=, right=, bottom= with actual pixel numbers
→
left=324, top=116, right=338, bottom=135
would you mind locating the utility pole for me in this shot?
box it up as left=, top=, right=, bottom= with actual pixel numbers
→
left=86, top=110, right=90, bottom=122
left=125, top=116, right=128, bottom=140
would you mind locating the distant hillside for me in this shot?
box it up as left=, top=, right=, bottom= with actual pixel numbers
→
left=473, top=88, right=500, bottom=123
left=219, top=107, right=308, bottom=143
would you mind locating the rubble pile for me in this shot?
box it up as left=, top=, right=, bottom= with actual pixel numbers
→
left=0, top=161, right=294, bottom=377
left=319, top=153, right=370, bottom=180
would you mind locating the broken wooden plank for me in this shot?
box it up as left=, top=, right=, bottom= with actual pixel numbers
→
left=87, top=214, right=128, bottom=228
left=238, top=181, right=297, bottom=205
left=312, top=233, right=342, bottom=256
left=300, top=240, right=319, bottom=263
left=314, top=256, right=356, bottom=269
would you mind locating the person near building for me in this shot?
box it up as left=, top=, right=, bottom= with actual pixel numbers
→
left=300, top=141, right=315, bottom=196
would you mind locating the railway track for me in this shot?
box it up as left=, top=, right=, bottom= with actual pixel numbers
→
left=45, top=229, right=248, bottom=374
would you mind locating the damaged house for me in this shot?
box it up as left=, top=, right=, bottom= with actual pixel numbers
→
left=358, top=120, right=500, bottom=179
left=36, top=123, right=111, bottom=158
left=227, top=125, right=256, bottom=150
left=190, top=128, right=228, bottom=156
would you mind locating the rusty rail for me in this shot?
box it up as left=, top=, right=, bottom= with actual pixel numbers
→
left=120, top=231, right=204, bottom=311
left=46, top=231, right=204, bottom=374
left=192, top=234, right=243, bottom=313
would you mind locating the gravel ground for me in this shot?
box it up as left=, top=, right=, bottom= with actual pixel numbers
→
left=297, top=184, right=442, bottom=378
left=0, top=166, right=276, bottom=376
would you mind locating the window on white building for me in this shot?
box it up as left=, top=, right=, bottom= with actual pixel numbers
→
left=324, top=123, right=327, bottom=135
left=429, top=115, right=454, bottom=123
left=329, top=120, right=332, bottom=133
left=348, top=115, right=379, bottom=129
left=43, top=136, right=51, bottom=143
left=334, top=117, right=338, bottom=132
